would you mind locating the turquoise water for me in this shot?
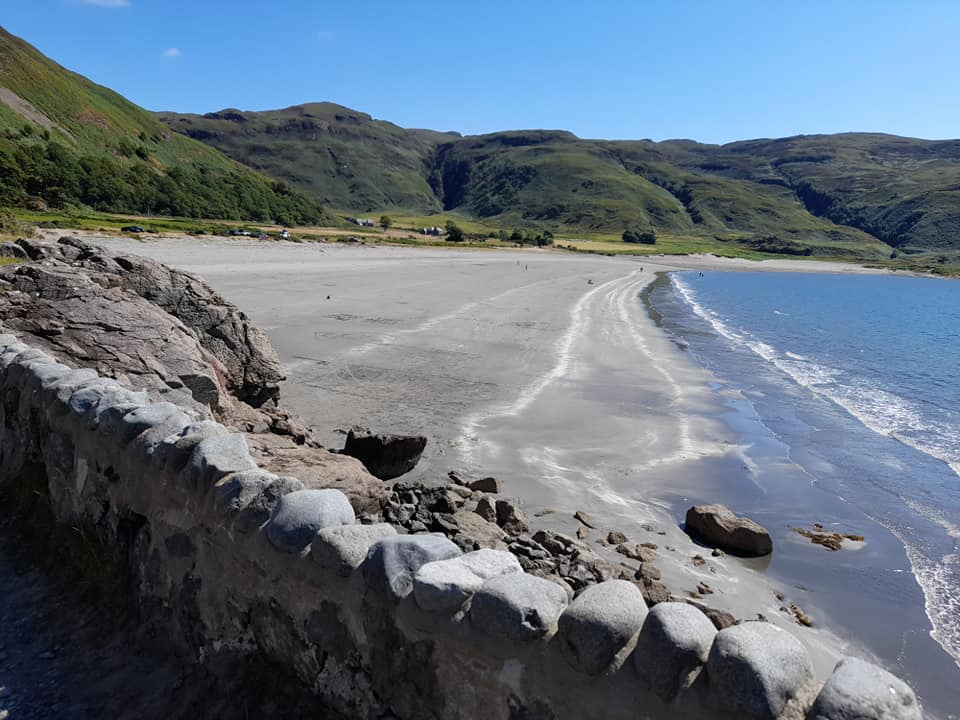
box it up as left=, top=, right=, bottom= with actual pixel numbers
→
left=651, top=270, right=960, bottom=714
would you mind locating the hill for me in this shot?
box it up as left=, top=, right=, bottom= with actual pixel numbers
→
left=156, top=103, right=455, bottom=213
left=0, top=27, right=326, bottom=225
left=159, top=106, right=960, bottom=255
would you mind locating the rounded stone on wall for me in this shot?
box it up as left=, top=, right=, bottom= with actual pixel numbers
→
left=412, top=548, right=522, bottom=613
left=633, top=601, right=716, bottom=701
left=265, top=488, right=356, bottom=553
left=184, top=432, right=258, bottom=491
left=557, top=579, right=647, bottom=676
left=361, top=534, right=462, bottom=600
left=707, top=621, right=815, bottom=720
left=809, top=657, right=921, bottom=720
left=311, top=523, right=398, bottom=577
left=469, top=572, right=570, bottom=642
left=213, top=469, right=279, bottom=516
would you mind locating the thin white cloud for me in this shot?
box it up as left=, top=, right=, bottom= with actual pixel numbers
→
left=163, top=47, right=181, bottom=59
left=79, top=0, right=130, bottom=7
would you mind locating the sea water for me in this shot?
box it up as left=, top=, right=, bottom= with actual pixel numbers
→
left=649, top=270, right=960, bottom=714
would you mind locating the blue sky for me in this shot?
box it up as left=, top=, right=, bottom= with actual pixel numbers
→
left=4, top=0, right=959, bottom=143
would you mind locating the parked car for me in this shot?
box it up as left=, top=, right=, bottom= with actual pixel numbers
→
left=121, top=225, right=145, bottom=233
left=227, top=229, right=244, bottom=236
left=279, top=230, right=291, bottom=239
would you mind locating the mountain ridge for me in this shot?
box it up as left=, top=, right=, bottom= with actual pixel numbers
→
left=158, top=103, right=960, bottom=253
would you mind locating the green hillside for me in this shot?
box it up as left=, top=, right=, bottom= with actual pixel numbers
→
left=156, top=103, right=454, bottom=213
left=159, top=104, right=960, bottom=256
left=0, top=27, right=326, bottom=225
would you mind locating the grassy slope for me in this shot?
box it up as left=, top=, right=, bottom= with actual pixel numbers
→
left=0, top=27, right=255, bottom=172
left=0, top=27, right=326, bottom=223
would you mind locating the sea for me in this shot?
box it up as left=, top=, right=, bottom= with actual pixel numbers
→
left=648, top=270, right=960, bottom=716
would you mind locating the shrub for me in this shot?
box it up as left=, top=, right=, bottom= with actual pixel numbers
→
left=623, top=229, right=656, bottom=244
left=445, top=220, right=464, bottom=242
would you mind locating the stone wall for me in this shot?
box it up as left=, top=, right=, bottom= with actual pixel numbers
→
left=0, top=332, right=922, bottom=720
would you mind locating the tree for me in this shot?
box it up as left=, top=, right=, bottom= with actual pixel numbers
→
left=623, top=228, right=656, bottom=245
left=379, top=215, right=392, bottom=230
left=445, top=220, right=464, bottom=242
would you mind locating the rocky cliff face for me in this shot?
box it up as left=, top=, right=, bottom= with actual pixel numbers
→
left=0, top=236, right=388, bottom=514
left=5, top=236, right=282, bottom=411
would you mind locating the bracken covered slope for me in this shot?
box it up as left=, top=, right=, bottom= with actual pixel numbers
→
left=0, top=27, right=327, bottom=225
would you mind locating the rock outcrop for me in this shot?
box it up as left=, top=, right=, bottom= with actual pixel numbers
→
left=685, top=504, right=773, bottom=557
left=0, top=237, right=389, bottom=516
left=11, top=237, right=282, bottom=407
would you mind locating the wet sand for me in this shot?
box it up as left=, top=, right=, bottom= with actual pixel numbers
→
left=73, top=234, right=954, bottom=715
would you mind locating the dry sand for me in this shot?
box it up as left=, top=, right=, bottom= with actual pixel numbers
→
left=58, top=232, right=910, bottom=680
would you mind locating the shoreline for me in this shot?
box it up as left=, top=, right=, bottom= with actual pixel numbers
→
left=649, top=267, right=960, bottom=719
left=56, top=232, right=956, bottom=717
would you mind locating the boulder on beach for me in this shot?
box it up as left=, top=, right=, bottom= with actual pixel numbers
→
left=341, top=427, right=427, bottom=480
left=684, top=504, right=772, bottom=557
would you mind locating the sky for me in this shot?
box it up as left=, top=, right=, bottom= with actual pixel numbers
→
left=3, top=0, right=959, bottom=144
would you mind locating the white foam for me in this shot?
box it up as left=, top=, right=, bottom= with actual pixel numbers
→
left=672, top=275, right=960, bottom=477
left=874, top=516, right=960, bottom=670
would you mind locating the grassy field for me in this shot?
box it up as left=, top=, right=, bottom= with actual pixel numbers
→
left=7, top=207, right=958, bottom=276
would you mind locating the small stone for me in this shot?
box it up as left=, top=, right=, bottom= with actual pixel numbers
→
left=634, top=601, right=717, bottom=701
left=707, top=621, right=815, bottom=719
left=636, top=563, right=661, bottom=582
left=617, top=543, right=657, bottom=563
left=607, top=530, right=628, bottom=545
left=469, top=572, right=569, bottom=642
left=474, top=495, right=497, bottom=522
left=413, top=549, right=522, bottom=612
left=809, top=657, right=920, bottom=720
left=573, top=510, right=595, bottom=528
left=639, top=579, right=671, bottom=607
left=576, top=526, right=589, bottom=540
left=712, top=548, right=724, bottom=557
left=692, top=554, right=706, bottom=567
left=362, top=534, right=462, bottom=600
left=495, top=499, right=529, bottom=535
left=265, top=489, right=356, bottom=553
left=446, top=510, right=507, bottom=550
left=558, top=580, right=647, bottom=675
left=467, top=476, right=501, bottom=493
left=311, top=523, right=397, bottom=576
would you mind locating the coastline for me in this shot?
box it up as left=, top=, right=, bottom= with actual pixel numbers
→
left=65, top=232, right=956, bottom=717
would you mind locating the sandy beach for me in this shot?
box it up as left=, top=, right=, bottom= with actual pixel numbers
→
left=68, top=233, right=956, bottom=716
